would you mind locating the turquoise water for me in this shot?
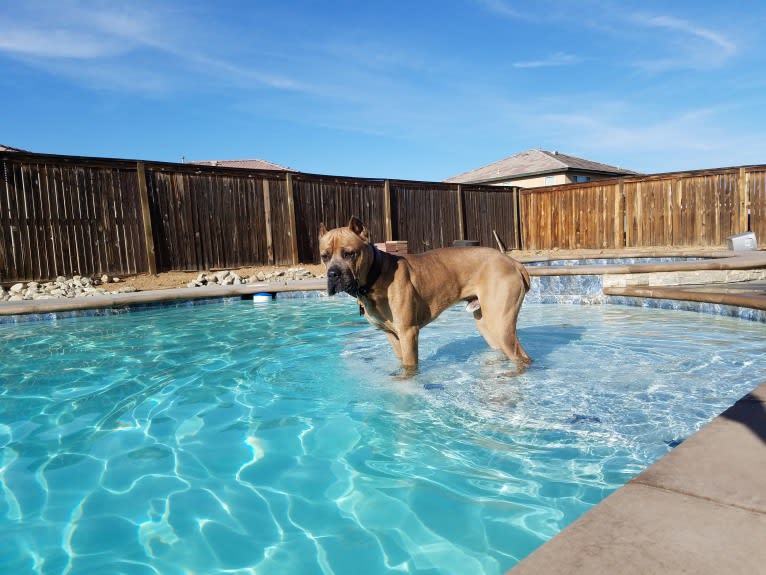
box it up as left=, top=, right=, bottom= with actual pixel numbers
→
left=1, top=298, right=765, bottom=574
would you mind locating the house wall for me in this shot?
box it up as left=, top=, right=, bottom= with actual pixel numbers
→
left=492, top=172, right=620, bottom=188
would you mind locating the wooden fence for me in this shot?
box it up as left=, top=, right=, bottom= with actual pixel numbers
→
left=1, top=150, right=764, bottom=283
left=520, top=166, right=763, bottom=250
left=0, top=155, right=147, bottom=281
left=1, top=151, right=521, bottom=282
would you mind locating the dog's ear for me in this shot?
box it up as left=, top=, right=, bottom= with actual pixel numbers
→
left=319, top=222, right=328, bottom=238
left=348, top=216, right=369, bottom=241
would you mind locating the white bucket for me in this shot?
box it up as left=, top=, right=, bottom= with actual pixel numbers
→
left=253, top=292, right=274, bottom=303
left=726, top=232, right=757, bottom=251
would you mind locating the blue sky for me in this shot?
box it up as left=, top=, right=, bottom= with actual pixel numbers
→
left=2, top=1, right=765, bottom=181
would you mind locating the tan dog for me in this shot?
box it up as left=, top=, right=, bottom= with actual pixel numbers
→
left=319, top=217, right=532, bottom=373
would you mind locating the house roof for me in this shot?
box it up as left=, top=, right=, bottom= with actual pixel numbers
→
left=0, top=144, right=30, bottom=152
left=189, top=158, right=292, bottom=171
left=445, top=149, right=639, bottom=184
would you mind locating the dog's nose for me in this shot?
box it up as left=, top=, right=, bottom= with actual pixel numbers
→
left=327, top=266, right=342, bottom=279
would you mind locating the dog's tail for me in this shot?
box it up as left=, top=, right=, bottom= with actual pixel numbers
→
left=518, top=262, right=531, bottom=292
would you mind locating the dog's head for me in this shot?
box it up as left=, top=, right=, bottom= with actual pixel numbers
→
left=318, top=217, right=375, bottom=297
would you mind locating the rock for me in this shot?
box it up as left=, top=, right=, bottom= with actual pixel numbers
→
left=214, top=271, right=230, bottom=284
left=101, top=274, right=110, bottom=284
left=256, top=272, right=267, bottom=282
left=10, top=283, right=24, bottom=294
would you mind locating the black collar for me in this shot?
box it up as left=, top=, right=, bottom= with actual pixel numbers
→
left=356, top=246, right=382, bottom=297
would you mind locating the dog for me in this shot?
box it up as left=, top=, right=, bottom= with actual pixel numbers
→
left=319, top=217, right=532, bottom=374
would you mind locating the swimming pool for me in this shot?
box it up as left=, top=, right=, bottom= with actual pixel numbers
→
left=1, top=298, right=765, bottom=574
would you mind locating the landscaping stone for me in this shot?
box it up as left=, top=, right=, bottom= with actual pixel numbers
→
left=1, top=268, right=321, bottom=302
left=0, top=275, right=138, bottom=302
left=184, top=267, right=322, bottom=290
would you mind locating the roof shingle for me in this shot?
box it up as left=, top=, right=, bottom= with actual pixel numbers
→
left=445, top=149, right=638, bottom=184
left=189, top=158, right=292, bottom=171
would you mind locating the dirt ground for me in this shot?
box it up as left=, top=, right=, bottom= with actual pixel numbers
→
left=119, top=252, right=553, bottom=292
left=117, top=246, right=713, bottom=292
left=120, top=264, right=327, bottom=291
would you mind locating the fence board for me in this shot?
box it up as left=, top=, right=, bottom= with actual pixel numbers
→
left=749, top=168, right=766, bottom=247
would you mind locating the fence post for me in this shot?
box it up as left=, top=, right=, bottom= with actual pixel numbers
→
left=262, top=178, right=274, bottom=264
left=136, top=162, right=157, bottom=275
left=512, top=186, right=522, bottom=250
left=383, top=179, right=393, bottom=241
left=739, top=167, right=748, bottom=232
left=285, top=172, right=298, bottom=265
left=616, top=178, right=625, bottom=247
left=456, top=185, right=465, bottom=240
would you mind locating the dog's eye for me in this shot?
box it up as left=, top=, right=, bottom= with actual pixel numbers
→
left=343, top=250, right=356, bottom=260
left=320, top=253, right=330, bottom=263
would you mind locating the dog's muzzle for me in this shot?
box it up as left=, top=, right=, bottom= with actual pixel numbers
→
left=326, top=264, right=359, bottom=297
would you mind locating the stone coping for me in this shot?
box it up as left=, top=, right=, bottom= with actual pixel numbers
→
left=521, top=249, right=766, bottom=276
left=0, top=279, right=326, bottom=317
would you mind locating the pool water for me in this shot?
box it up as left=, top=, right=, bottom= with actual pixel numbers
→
left=1, top=298, right=765, bottom=574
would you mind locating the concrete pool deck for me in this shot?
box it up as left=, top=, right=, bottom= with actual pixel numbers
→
left=2, top=249, right=766, bottom=574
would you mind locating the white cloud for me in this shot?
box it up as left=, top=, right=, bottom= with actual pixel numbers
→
left=629, top=13, right=737, bottom=71
left=476, top=0, right=529, bottom=20
left=0, top=2, right=304, bottom=96
left=0, top=2, right=162, bottom=59
left=633, top=14, right=736, bottom=56
left=512, top=52, right=580, bottom=69
left=0, top=27, right=122, bottom=59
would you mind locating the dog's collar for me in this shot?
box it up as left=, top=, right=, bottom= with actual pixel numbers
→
left=356, top=246, right=382, bottom=297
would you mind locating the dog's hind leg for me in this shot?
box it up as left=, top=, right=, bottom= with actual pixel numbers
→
left=476, top=285, right=531, bottom=367
left=474, top=314, right=501, bottom=350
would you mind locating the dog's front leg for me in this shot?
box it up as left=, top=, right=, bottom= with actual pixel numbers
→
left=398, top=327, right=419, bottom=373
left=384, top=332, right=403, bottom=360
